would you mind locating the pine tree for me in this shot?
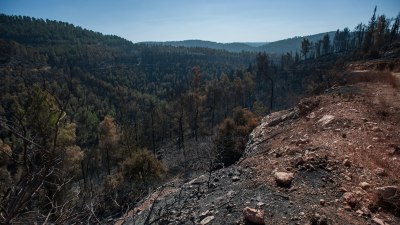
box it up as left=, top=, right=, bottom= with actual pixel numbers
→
left=363, top=6, right=377, bottom=53
left=390, top=13, right=400, bottom=42
left=301, top=38, right=311, bottom=59
left=99, top=115, right=120, bottom=175
left=374, top=15, right=388, bottom=49
left=322, top=34, right=331, bottom=55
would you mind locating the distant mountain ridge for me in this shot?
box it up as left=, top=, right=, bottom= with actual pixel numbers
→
left=144, top=31, right=336, bottom=54
left=257, top=31, right=336, bottom=54
left=143, top=40, right=264, bottom=53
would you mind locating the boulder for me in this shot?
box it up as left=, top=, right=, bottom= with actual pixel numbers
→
left=243, top=207, right=265, bottom=224
left=263, top=108, right=299, bottom=127
left=274, top=172, right=294, bottom=187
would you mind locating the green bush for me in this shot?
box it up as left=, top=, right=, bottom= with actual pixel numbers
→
left=215, top=108, right=258, bottom=166
left=122, top=149, right=166, bottom=184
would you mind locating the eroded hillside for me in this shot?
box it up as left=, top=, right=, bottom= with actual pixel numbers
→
left=116, top=71, right=400, bottom=225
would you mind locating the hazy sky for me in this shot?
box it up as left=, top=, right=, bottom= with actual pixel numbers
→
left=1, top=0, right=399, bottom=43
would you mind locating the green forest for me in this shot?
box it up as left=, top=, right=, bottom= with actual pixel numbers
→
left=0, top=7, right=399, bottom=223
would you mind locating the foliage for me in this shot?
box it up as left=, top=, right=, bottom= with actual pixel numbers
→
left=122, top=149, right=166, bottom=183
left=0, top=86, right=83, bottom=224
left=215, top=108, right=258, bottom=166
left=99, top=115, right=120, bottom=174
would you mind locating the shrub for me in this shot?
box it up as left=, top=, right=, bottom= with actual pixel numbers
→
left=122, top=149, right=166, bottom=184
left=215, top=108, right=258, bottom=166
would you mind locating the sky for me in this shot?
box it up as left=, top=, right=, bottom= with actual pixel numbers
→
left=1, top=0, right=399, bottom=43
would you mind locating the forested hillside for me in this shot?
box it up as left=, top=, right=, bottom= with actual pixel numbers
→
left=0, top=7, right=399, bottom=223
left=145, top=32, right=337, bottom=54
left=144, top=40, right=260, bottom=53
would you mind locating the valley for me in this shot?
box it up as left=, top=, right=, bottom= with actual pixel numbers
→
left=0, top=6, right=400, bottom=225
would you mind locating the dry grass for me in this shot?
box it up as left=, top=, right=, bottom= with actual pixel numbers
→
left=346, top=71, right=399, bottom=89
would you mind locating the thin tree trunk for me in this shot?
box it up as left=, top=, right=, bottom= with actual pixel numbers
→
left=151, top=112, right=156, bottom=155
left=179, top=109, right=184, bottom=149
left=270, top=78, right=274, bottom=111
left=106, top=147, right=111, bottom=175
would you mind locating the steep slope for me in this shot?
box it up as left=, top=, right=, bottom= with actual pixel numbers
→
left=116, top=73, right=400, bottom=225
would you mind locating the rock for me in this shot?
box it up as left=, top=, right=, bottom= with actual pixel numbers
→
left=227, top=190, right=236, bottom=197
left=375, top=186, right=400, bottom=211
left=374, top=168, right=386, bottom=176
left=263, top=108, right=299, bottom=127
left=199, top=210, right=213, bottom=220
left=387, top=149, right=394, bottom=155
left=354, top=190, right=364, bottom=197
left=388, top=144, right=400, bottom=155
left=188, top=174, right=207, bottom=185
left=200, top=216, right=215, bottom=225
left=360, top=207, right=371, bottom=217
left=242, top=207, right=265, bottom=224
left=344, top=205, right=352, bottom=211
left=274, top=172, right=294, bottom=187
left=298, top=98, right=320, bottom=115
left=319, top=199, right=326, bottom=206
left=317, top=115, right=335, bottom=127
left=356, top=209, right=363, bottom=216
left=343, top=192, right=358, bottom=208
left=307, top=112, right=316, bottom=119
left=359, top=182, right=371, bottom=190
left=343, top=159, right=352, bottom=167
left=257, top=202, right=265, bottom=208
left=114, top=219, right=125, bottom=225
left=310, top=213, right=328, bottom=225
left=372, top=217, right=386, bottom=225
left=232, top=176, right=240, bottom=182
left=344, top=174, right=352, bottom=181
left=371, top=126, right=381, bottom=132
left=292, top=138, right=310, bottom=145
left=226, top=202, right=235, bottom=210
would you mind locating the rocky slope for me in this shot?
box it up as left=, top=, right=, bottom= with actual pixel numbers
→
left=115, top=72, right=400, bottom=225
